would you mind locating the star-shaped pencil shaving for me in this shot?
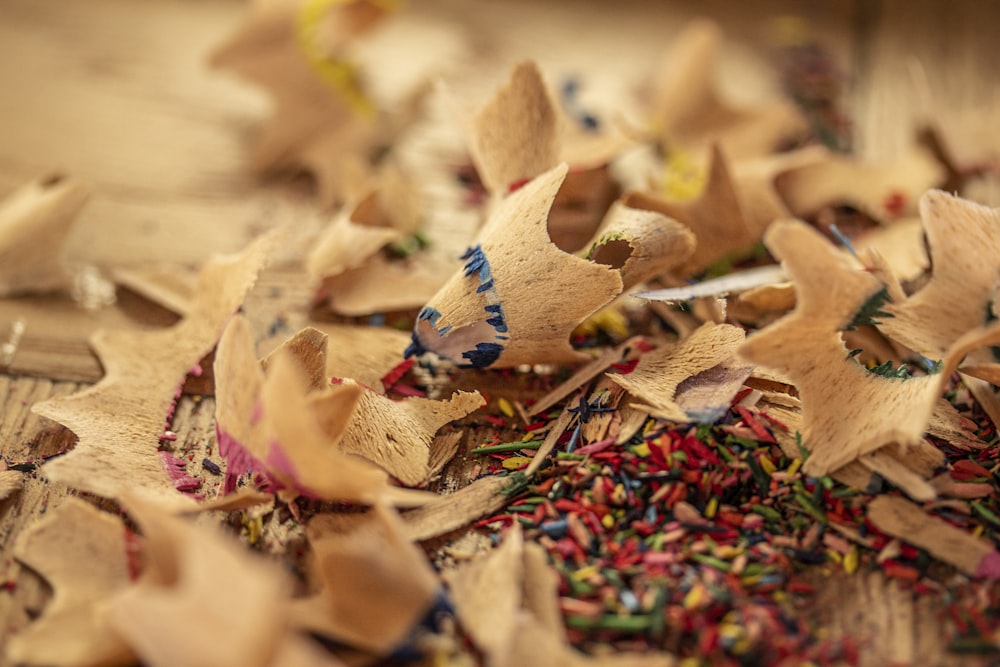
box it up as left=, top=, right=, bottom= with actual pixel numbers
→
left=740, top=219, right=1000, bottom=476
left=646, top=20, right=807, bottom=160
left=623, top=145, right=754, bottom=276
left=470, top=61, right=560, bottom=195
left=773, top=146, right=945, bottom=222
left=31, top=234, right=275, bottom=509
left=608, top=323, right=748, bottom=423
left=107, top=496, right=317, bottom=667
left=292, top=503, right=440, bottom=654
left=7, top=498, right=134, bottom=667
left=879, top=190, right=1000, bottom=359
left=408, top=163, right=624, bottom=368
left=0, top=174, right=88, bottom=296
left=259, top=320, right=483, bottom=486
left=210, top=0, right=392, bottom=205
left=585, top=201, right=695, bottom=292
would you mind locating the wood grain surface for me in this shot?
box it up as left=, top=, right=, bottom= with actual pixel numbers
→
left=0, top=1, right=998, bottom=665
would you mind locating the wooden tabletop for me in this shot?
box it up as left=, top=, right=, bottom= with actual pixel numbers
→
left=1, top=1, right=999, bottom=665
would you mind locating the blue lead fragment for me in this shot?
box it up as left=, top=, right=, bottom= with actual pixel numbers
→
left=461, top=342, right=505, bottom=368
left=406, top=246, right=510, bottom=367
left=201, top=458, right=221, bottom=475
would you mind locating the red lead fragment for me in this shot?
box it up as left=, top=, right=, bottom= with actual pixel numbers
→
left=734, top=405, right=777, bottom=443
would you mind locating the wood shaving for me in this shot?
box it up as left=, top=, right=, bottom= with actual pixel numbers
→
left=0, top=175, right=88, bottom=296
left=8, top=498, right=133, bottom=667
left=880, top=190, right=1000, bottom=358
left=647, top=20, right=807, bottom=160
left=740, top=219, right=1000, bottom=476
left=292, top=503, right=440, bottom=654
left=409, top=163, right=624, bottom=368
left=608, top=323, right=747, bottom=422
left=32, top=234, right=274, bottom=508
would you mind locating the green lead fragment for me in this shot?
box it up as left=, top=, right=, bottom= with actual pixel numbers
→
left=503, top=472, right=531, bottom=497
left=971, top=501, right=1000, bottom=527
left=746, top=456, right=771, bottom=491
left=794, top=492, right=828, bottom=524
left=691, top=553, right=732, bottom=572
left=470, top=440, right=543, bottom=454
left=752, top=504, right=782, bottom=522
left=845, top=286, right=894, bottom=331
left=948, top=636, right=1000, bottom=655
left=565, top=614, right=653, bottom=633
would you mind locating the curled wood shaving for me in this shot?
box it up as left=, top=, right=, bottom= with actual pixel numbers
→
left=623, top=146, right=754, bottom=276
left=410, top=163, right=623, bottom=368
left=608, top=323, right=748, bottom=423
left=338, top=382, right=484, bottom=486
left=8, top=498, right=133, bottom=667
left=292, top=503, right=439, bottom=653
left=586, top=201, right=695, bottom=291
left=0, top=175, right=88, bottom=296
left=32, top=235, right=274, bottom=508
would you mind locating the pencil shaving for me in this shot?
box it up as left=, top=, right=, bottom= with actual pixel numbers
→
left=32, top=234, right=275, bottom=508
left=0, top=175, right=88, bottom=297
left=774, top=147, right=945, bottom=222
left=586, top=201, right=695, bottom=291
left=742, top=219, right=1000, bottom=476
left=214, top=315, right=408, bottom=504
left=210, top=0, right=390, bottom=205
left=409, top=163, right=623, bottom=368
left=108, top=497, right=296, bottom=667
left=880, top=191, right=1000, bottom=358
left=470, top=61, right=560, bottom=195
left=338, top=381, right=483, bottom=486
left=292, top=503, right=440, bottom=653
left=7, top=498, right=134, bottom=667
left=647, top=20, right=807, bottom=160
left=624, top=146, right=754, bottom=276
left=608, top=323, right=748, bottom=423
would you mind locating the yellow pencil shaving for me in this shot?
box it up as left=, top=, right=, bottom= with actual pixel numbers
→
left=661, top=148, right=707, bottom=201
left=296, top=0, right=378, bottom=117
